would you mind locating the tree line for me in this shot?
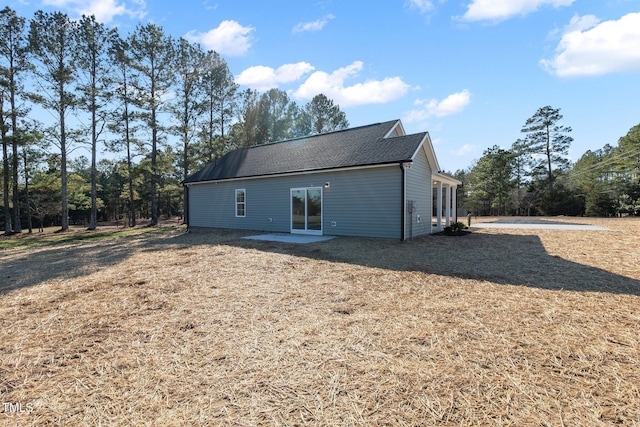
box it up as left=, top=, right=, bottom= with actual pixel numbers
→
left=459, top=106, right=640, bottom=217
left=0, top=7, right=349, bottom=234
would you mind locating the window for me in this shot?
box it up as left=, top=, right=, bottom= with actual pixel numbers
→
left=235, top=189, right=246, bottom=217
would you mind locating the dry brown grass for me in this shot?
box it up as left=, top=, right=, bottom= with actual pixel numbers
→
left=1, top=217, right=639, bottom=426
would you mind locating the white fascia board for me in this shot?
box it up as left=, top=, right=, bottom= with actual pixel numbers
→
left=433, top=171, right=462, bottom=186
left=411, top=132, right=441, bottom=173
left=383, top=120, right=406, bottom=138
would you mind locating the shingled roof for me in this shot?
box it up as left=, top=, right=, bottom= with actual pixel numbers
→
left=184, top=120, right=427, bottom=184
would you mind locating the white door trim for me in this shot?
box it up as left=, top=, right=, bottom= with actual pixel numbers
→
left=290, top=187, right=323, bottom=235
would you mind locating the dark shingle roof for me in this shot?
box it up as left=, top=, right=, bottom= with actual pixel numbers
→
left=184, top=120, right=426, bottom=183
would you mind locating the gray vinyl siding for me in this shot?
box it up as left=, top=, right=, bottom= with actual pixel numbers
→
left=188, top=179, right=291, bottom=233
left=323, top=166, right=401, bottom=239
left=188, top=165, right=403, bottom=239
left=405, top=146, right=433, bottom=238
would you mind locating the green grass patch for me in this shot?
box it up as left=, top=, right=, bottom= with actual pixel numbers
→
left=0, top=226, right=179, bottom=250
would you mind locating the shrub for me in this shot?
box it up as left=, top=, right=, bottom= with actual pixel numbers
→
left=451, top=222, right=467, bottom=232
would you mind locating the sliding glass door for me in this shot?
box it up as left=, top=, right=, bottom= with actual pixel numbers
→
left=291, top=187, right=322, bottom=235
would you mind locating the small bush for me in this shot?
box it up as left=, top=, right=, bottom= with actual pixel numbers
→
left=451, top=222, right=468, bottom=232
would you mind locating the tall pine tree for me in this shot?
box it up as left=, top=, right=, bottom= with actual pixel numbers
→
left=128, top=23, right=175, bottom=226
left=29, top=11, right=78, bottom=231
left=304, top=94, right=349, bottom=134
left=521, top=106, right=572, bottom=195
left=0, top=88, right=10, bottom=234
left=0, top=7, right=30, bottom=233
left=75, top=15, right=116, bottom=230
left=108, top=36, right=140, bottom=226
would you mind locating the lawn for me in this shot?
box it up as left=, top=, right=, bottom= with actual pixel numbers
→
left=1, top=218, right=639, bottom=425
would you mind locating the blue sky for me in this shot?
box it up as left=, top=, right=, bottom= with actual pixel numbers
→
left=7, top=0, right=640, bottom=172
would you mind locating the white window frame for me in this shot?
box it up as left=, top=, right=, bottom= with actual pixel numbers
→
left=235, top=189, right=246, bottom=217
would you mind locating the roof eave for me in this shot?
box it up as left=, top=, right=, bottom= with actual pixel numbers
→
left=434, top=171, right=462, bottom=186
left=183, top=160, right=411, bottom=186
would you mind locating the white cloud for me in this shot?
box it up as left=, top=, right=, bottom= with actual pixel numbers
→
left=292, top=61, right=410, bottom=107
left=561, top=14, right=600, bottom=34
left=541, top=13, right=640, bottom=77
left=42, top=0, right=146, bottom=23
left=236, top=61, right=410, bottom=107
left=461, top=0, right=574, bottom=23
left=236, top=62, right=315, bottom=91
left=406, top=0, right=434, bottom=14
left=293, top=14, right=334, bottom=33
left=202, top=0, right=218, bottom=11
left=184, top=20, right=254, bottom=56
left=452, top=144, right=477, bottom=156
left=404, top=89, right=471, bottom=123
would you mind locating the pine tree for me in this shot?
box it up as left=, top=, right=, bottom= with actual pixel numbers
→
left=128, top=23, right=175, bottom=226
left=467, top=146, right=515, bottom=215
left=614, top=124, right=640, bottom=214
left=304, top=94, right=349, bottom=134
left=171, top=38, right=205, bottom=223
left=230, top=89, right=260, bottom=149
left=75, top=15, right=116, bottom=230
left=199, top=50, right=237, bottom=160
left=521, top=106, right=572, bottom=195
left=257, top=88, right=297, bottom=143
left=108, top=36, right=140, bottom=226
left=29, top=11, right=78, bottom=231
left=0, top=89, right=10, bottom=234
left=510, top=138, right=533, bottom=215
left=0, top=7, right=30, bottom=233
left=171, top=38, right=205, bottom=181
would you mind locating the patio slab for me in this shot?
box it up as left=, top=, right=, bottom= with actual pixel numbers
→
left=242, top=234, right=336, bottom=244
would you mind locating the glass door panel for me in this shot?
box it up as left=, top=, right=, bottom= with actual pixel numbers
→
left=291, top=187, right=322, bottom=235
left=307, top=188, right=322, bottom=231
left=291, top=189, right=306, bottom=230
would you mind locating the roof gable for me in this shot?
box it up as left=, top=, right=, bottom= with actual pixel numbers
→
left=185, top=120, right=427, bottom=184
left=415, top=133, right=440, bottom=172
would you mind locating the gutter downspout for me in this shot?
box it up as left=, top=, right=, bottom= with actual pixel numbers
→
left=184, top=184, right=190, bottom=230
left=400, top=162, right=406, bottom=241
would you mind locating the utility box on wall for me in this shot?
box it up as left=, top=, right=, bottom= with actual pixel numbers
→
left=407, top=200, right=416, bottom=215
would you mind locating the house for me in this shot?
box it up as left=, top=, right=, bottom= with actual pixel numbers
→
left=183, top=119, right=461, bottom=240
